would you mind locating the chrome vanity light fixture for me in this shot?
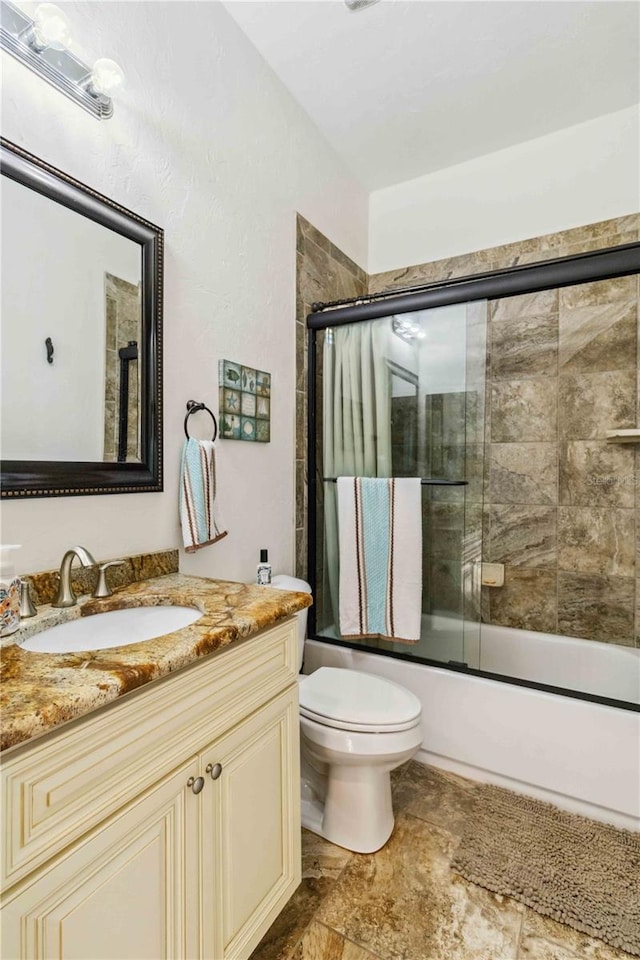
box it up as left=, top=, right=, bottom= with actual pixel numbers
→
left=0, top=0, right=125, bottom=119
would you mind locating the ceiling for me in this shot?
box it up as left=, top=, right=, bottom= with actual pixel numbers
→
left=221, top=0, right=640, bottom=190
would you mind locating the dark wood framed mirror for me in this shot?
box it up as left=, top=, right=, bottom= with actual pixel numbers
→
left=1, top=138, right=163, bottom=498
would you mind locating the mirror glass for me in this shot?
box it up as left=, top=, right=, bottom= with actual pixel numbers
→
left=0, top=138, right=162, bottom=498
left=1, top=176, right=143, bottom=463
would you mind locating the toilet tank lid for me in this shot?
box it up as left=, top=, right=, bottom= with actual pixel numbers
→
left=299, top=667, right=421, bottom=727
left=270, top=574, right=312, bottom=594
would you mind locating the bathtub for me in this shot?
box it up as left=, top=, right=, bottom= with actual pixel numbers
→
left=304, top=626, right=640, bottom=830
left=470, top=622, right=640, bottom=704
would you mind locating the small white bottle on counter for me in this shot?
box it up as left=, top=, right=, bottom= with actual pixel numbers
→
left=256, top=549, right=272, bottom=586
left=0, top=545, right=22, bottom=637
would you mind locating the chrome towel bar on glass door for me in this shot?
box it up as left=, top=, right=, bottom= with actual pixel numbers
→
left=322, top=477, right=468, bottom=486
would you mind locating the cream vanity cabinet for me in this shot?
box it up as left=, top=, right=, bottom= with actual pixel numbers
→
left=1, top=618, right=301, bottom=960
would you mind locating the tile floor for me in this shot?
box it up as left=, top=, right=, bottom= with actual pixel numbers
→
left=251, top=762, right=634, bottom=960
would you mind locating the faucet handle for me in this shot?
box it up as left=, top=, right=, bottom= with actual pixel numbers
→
left=19, top=579, right=37, bottom=618
left=93, top=561, right=125, bottom=599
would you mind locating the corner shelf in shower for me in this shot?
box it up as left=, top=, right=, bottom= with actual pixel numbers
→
left=323, top=477, right=468, bottom=486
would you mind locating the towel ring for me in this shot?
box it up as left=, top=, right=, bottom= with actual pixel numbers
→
left=184, top=400, right=218, bottom=442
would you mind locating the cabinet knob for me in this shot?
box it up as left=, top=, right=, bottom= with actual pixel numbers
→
left=187, top=775, right=205, bottom=794
left=206, top=762, right=223, bottom=780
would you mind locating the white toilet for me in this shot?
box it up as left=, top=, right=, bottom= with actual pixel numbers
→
left=271, top=575, right=423, bottom=854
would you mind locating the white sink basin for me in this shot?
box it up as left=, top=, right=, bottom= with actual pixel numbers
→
left=21, top=606, right=203, bottom=654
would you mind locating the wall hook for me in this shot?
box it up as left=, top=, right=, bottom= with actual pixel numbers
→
left=45, top=338, right=54, bottom=364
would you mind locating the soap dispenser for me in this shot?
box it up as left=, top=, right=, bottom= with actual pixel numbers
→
left=0, top=545, right=22, bottom=637
left=256, top=549, right=272, bottom=586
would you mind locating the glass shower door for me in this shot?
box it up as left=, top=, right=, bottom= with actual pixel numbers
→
left=313, top=300, right=487, bottom=669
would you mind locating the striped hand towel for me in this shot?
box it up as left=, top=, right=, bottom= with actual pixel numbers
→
left=337, top=477, right=422, bottom=644
left=180, top=439, right=228, bottom=553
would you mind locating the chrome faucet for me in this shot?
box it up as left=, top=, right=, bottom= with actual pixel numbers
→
left=53, top=546, right=97, bottom=608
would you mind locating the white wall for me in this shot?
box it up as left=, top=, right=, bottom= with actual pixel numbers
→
left=1, top=177, right=140, bottom=461
left=369, top=105, right=640, bottom=273
left=0, top=0, right=368, bottom=576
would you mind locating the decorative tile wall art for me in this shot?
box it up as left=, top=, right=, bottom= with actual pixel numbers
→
left=219, top=360, right=271, bottom=442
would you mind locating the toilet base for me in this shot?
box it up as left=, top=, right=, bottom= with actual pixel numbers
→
left=300, top=794, right=325, bottom=837
left=301, top=760, right=395, bottom=853
left=299, top=705, right=422, bottom=854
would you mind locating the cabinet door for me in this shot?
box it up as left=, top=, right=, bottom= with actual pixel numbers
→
left=1, top=758, right=200, bottom=960
left=201, top=687, right=301, bottom=960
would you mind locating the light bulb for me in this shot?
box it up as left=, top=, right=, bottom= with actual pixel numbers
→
left=344, top=0, right=381, bottom=10
left=32, top=3, right=72, bottom=51
left=89, top=58, right=125, bottom=97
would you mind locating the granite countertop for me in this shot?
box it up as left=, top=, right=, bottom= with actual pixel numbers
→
left=0, top=574, right=311, bottom=753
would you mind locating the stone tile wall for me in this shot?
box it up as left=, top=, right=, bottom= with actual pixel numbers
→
left=295, top=215, right=367, bottom=581
left=390, top=396, right=418, bottom=478
left=368, top=214, right=640, bottom=646
left=369, top=215, right=639, bottom=293
left=104, top=273, right=142, bottom=462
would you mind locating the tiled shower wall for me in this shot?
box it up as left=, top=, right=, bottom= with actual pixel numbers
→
left=484, top=279, right=638, bottom=644
left=371, top=215, right=640, bottom=646
left=296, top=213, right=639, bottom=646
left=295, top=215, right=367, bottom=580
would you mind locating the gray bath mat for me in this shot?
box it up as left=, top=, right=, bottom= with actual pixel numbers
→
left=451, top=783, right=640, bottom=957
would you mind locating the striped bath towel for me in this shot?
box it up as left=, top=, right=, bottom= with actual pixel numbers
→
left=180, top=439, right=228, bottom=553
left=337, top=477, right=422, bottom=644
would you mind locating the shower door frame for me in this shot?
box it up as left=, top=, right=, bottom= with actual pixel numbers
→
left=306, top=240, right=640, bottom=713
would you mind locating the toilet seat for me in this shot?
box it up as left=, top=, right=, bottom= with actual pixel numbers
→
left=299, top=667, right=421, bottom=733
left=300, top=704, right=420, bottom=733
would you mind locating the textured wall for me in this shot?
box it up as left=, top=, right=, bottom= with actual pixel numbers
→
left=1, top=1, right=368, bottom=578
left=369, top=215, right=640, bottom=647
